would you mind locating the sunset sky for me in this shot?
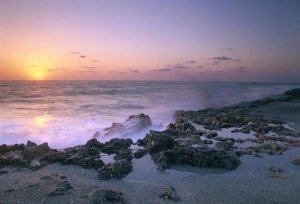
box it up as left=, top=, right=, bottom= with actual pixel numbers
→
left=1, top=0, right=300, bottom=81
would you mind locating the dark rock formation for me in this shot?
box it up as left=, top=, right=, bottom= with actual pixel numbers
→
left=88, top=188, right=125, bottom=204
left=98, top=160, right=133, bottom=179
left=137, top=131, right=176, bottom=153
left=152, top=145, right=240, bottom=171
left=103, top=113, right=152, bottom=138
left=134, top=149, right=148, bottom=159
left=158, top=186, right=181, bottom=202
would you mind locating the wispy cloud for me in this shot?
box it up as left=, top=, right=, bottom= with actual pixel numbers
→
left=233, top=59, right=241, bottom=62
left=197, top=65, right=204, bottom=69
left=212, top=61, right=220, bottom=65
left=186, top=60, right=196, bottom=64
left=80, top=55, right=87, bottom=58
left=91, top=60, right=99, bottom=62
left=237, top=66, right=247, bottom=72
left=78, top=70, right=95, bottom=73
left=211, top=56, right=232, bottom=61
left=110, top=71, right=129, bottom=75
left=167, top=64, right=189, bottom=69
left=47, top=67, right=64, bottom=72
left=222, top=48, right=234, bottom=51
left=152, top=68, right=173, bottom=72
left=81, top=66, right=97, bottom=70
left=72, top=51, right=81, bottom=54
left=129, top=69, right=140, bottom=73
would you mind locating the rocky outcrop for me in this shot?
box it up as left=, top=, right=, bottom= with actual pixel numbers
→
left=292, top=156, right=300, bottom=165
left=152, top=145, right=240, bottom=171
left=103, top=113, right=152, bottom=138
left=88, top=188, right=125, bottom=204
left=137, top=130, right=240, bottom=171
left=158, top=186, right=181, bottom=202
left=98, top=159, right=133, bottom=180
left=137, top=131, right=176, bottom=153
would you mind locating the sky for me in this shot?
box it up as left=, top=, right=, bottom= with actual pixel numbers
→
left=0, top=0, right=300, bottom=81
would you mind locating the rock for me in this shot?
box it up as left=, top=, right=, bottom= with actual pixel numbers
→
left=62, top=147, right=104, bottom=169
left=269, top=166, right=283, bottom=178
left=47, top=174, right=72, bottom=196
left=113, top=149, right=133, bottom=161
left=98, top=160, right=132, bottom=179
left=101, top=138, right=132, bottom=155
left=204, top=131, right=218, bottom=138
left=158, top=186, right=181, bottom=202
left=92, top=131, right=101, bottom=139
left=0, top=170, right=8, bottom=174
left=26, top=141, right=37, bottom=148
left=103, top=113, right=152, bottom=138
left=152, top=145, right=240, bottom=171
left=88, top=188, right=125, bottom=204
left=0, top=144, right=25, bottom=154
left=134, top=149, right=148, bottom=159
left=137, top=131, right=176, bottom=153
left=292, top=156, right=300, bottom=165
left=203, top=140, right=213, bottom=145
left=22, top=143, right=51, bottom=161
left=85, top=138, right=103, bottom=148
left=30, top=159, right=41, bottom=170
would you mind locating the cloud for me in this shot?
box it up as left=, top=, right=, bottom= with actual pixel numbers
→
left=91, top=60, right=99, bottom=62
left=78, top=70, right=95, bottom=73
left=47, top=67, right=64, bottom=72
left=215, top=70, right=225, bottom=73
left=233, top=59, right=241, bottom=62
left=212, top=61, right=220, bottom=65
left=186, top=60, right=196, bottom=64
left=110, top=71, right=129, bottom=75
left=81, top=66, right=97, bottom=70
left=129, top=69, right=140, bottom=73
left=237, top=66, right=247, bottom=72
left=152, top=68, right=173, bottom=72
left=167, top=64, right=189, bottom=69
left=197, top=65, right=204, bottom=69
left=80, top=55, right=87, bottom=58
left=211, top=56, right=232, bottom=61
left=72, top=51, right=81, bottom=54
left=222, top=48, right=234, bottom=51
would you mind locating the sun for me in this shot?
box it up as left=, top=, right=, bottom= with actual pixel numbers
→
left=35, top=73, right=41, bottom=79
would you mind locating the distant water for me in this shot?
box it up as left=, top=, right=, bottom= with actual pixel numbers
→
left=0, top=80, right=299, bottom=148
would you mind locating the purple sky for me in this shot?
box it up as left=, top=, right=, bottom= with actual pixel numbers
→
left=1, top=0, right=300, bottom=81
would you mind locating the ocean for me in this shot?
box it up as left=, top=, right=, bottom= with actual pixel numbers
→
left=0, top=80, right=299, bottom=148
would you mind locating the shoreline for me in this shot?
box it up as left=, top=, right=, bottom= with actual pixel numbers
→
left=1, top=88, right=300, bottom=203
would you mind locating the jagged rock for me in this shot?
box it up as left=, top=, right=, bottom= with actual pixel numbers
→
left=292, top=156, right=300, bottom=165
left=47, top=174, right=72, bottom=196
left=134, top=149, right=148, bottom=159
left=114, top=149, right=133, bottom=161
left=30, top=159, right=41, bottom=170
left=88, top=188, right=125, bottom=204
left=102, top=138, right=132, bottom=154
left=85, top=138, right=103, bottom=148
left=152, top=145, right=240, bottom=171
left=98, top=160, right=132, bottom=179
left=137, top=131, right=176, bottom=153
left=26, top=141, right=37, bottom=148
left=204, top=131, right=218, bottom=138
left=103, top=113, right=152, bottom=138
left=269, top=166, right=283, bottom=178
left=158, top=186, right=181, bottom=202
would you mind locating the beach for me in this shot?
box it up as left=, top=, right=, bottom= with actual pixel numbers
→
left=1, top=88, right=300, bottom=203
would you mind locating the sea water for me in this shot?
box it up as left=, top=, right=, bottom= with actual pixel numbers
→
left=0, top=80, right=299, bottom=148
